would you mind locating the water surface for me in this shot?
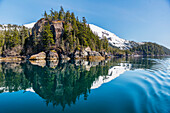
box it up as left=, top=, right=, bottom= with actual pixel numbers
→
left=0, top=57, right=169, bottom=113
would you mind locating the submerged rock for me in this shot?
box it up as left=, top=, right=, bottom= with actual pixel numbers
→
left=29, top=52, right=46, bottom=60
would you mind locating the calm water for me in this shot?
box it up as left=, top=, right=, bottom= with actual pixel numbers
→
left=0, top=57, right=169, bottom=113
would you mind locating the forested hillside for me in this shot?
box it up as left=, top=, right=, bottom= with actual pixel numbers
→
left=0, top=24, right=29, bottom=56
left=130, top=42, right=169, bottom=56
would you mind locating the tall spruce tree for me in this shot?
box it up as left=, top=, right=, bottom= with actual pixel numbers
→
left=41, top=22, right=54, bottom=50
left=58, top=6, right=65, bottom=21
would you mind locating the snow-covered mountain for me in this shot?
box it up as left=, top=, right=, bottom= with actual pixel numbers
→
left=89, top=24, right=139, bottom=50
left=0, top=22, right=36, bottom=30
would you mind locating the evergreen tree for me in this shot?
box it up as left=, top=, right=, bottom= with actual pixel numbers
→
left=82, top=17, right=87, bottom=25
left=58, top=6, right=65, bottom=21
left=41, top=22, right=54, bottom=50
left=71, top=12, right=78, bottom=42
left=65, top=11, right=71, bottom=23
left=44, top=11, right=48, bottom=20
left=53, top=11, right=59, bottom=20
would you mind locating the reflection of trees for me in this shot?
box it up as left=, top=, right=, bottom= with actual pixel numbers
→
left=23, top=61, right=110, bottom=109
left=0, top=60, right=111, bottom=109
left=0, top=57, right=157, bottom=109
left=0, top=62, right=31, bottom=93
left=124, top=57, right=157, bottom=69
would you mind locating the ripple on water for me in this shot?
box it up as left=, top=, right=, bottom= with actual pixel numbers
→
left=129, top=58, right=170, bottom=113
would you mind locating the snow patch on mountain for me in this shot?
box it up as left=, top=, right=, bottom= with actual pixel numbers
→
left=24, top=22, right=36, bottom=28
left=0, top=22, right=36, bottom=31
left=89, top=24, right=138, bottom=50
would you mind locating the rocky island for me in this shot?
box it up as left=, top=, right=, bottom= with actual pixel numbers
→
left=0, top=7, right=170, bottom=62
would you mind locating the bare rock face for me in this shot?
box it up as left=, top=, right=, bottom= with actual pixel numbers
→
left=32, top=18, right=47, bottom=37
left=25, top=19, right=64, bottom=56
left=51, top=21, right=64, bottom=47
left=46, top=50, right=59, bottom=60
left=29, top=52, right=46, bottom=60
left=32, top=19, right=64, bottom=47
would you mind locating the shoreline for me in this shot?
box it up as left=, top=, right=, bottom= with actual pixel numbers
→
left=0, top=55, right=169, bottom=62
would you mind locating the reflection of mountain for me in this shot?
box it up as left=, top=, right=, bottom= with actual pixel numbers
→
left=91, top=63, right=132, bottom=89
left=0, top=57, right=156, bottom=110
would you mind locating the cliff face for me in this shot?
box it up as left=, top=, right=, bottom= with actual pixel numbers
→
left=32, top=19, right=64, bottom=47
left=24, top=18, right=64, bottom=55
left=51, top=21, right=64, bottom=47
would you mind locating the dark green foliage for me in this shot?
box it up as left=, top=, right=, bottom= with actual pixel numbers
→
left=130, top=42, right=166, bottom=55
left=0, top=59, right=114, bottom=109
left=58, top=6, right=65, bottom=21
left=0, top=25, right=29, bottom=55
left=42, top=6, right=109, bottom=52
left=41, top=22, right=54, bottom=50
left=44, top=11, right=48, bottom=20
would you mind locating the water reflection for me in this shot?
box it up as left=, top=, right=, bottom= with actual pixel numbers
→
left=0, top=57, right=160, bottom=109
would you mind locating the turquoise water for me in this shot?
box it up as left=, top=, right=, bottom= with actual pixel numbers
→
left=0, top=57, right=169, bottom=113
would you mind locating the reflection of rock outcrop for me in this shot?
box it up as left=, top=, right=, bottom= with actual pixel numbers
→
left=29, top=60, right=46, bottom=67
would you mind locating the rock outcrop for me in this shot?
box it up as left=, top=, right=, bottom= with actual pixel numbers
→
left=25, top=18, right=64, bottom=56
left=88, top=51, right=101, bottom=56
left=51, top=21, right=64, bottom=47
left=29, top=52, right=46, bottom=60
left=32, top=19, right=64, bottom=47
left=46, top=50, right=59, bottom=60
left=71, top=47, right=105, bottom=61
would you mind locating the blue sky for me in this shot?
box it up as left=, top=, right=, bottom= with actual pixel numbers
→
left=0, top=0, right=170, bottom=48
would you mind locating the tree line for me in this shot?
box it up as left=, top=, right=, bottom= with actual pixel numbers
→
left=0, top=24, right=29, bottom=56
left=40, top=6, right=109, bottom=52
left=130, top=42, right=165, bottom=56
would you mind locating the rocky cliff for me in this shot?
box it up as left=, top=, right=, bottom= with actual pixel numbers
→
left=32, top=18, right=64, bottom=47
left=24, top=18, right=64, bottom=56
